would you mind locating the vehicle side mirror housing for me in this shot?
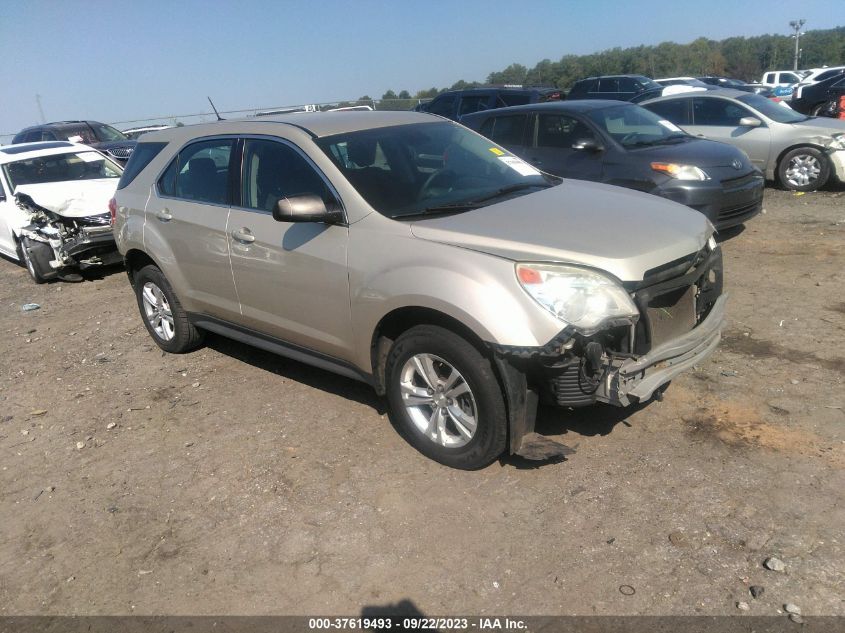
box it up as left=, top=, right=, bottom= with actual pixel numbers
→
left=572, top=138, right=603, bottom=152
left=273, top=194, right=344, bottom=224
left=738, top=117, right=762, bottom=128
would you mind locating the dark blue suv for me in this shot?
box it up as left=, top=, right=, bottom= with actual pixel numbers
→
left=417, top=87, right=563, bottom=121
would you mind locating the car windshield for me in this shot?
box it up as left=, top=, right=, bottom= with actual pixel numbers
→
left=736, top=93, right=809, bottom=123
left=91, top=123, right=128, bottom=142
left=315, top=121, right=557, bottom=218
left=636, top=77, right=663, bottom=91
left=3, top=150, right=122, bottom=190
left=586, top=104, right=689, bottom=148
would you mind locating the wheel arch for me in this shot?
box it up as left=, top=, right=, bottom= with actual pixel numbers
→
left=369, top=306, right=494, bottom=396
left=123, top=249, right=161, bottom=287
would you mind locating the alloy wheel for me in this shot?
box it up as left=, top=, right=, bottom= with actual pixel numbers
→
left=399, top=353, right=478, bottom=448
left=141, top=281, right=175, bottom=341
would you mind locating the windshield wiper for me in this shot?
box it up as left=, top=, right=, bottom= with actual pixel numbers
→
left=392, top=182, right=553, bottom=220
left=466, top=182, right=551, bottom=205
left=627, top=135, right=689, bottom=147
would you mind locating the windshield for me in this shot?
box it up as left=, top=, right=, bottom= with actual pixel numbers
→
left=586, top=104, right=689, bottom=148
left=3, top=150, right=122, bottom=190
left=315, top=121, right=557, bottom=218
left=736, top=93, right=808, bottom=123
left=637, top=77, right=663, bottom=91
left=90, top=123, right=128, bottom=142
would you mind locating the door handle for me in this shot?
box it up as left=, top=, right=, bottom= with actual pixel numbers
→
left=155, top=208, right=172, bottom=222
left=231, top=228, right=255, bottom=244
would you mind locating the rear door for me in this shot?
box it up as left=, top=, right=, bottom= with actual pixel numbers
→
left=522, top=113, right=604, bottom=180
left=686, top=97, right=771, bottom=169
left=148, top=137, right=240, bottom=320
left=478, top=113, right=530, bottom=157
left=227, top=137, right=352, bottom=360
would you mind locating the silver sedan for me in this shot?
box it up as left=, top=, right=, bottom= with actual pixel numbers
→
left=642, top=88, right=845, bottom=191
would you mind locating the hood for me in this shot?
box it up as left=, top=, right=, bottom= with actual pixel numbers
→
left=409, top=180, right=711, bottom=283
left=626, top=137, right=750, bottom=169
left=15, top=179, right=117, bottom=218
left=791, top=116, right=845, bottom=135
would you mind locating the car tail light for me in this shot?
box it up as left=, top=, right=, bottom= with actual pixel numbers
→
left=108, top=197, right=117, bottom=226
left=769, top=97, right=782, bottom=102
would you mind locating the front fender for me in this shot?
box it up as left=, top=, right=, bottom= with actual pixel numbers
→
left=349, top=235, right=563, bottom=371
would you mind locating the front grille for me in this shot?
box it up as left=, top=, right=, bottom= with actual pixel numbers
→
left=645, top=285, right=697, bottom=348
left=631, top=247, right=723, bottom=354
left=107, top=147, right=133, bottom=159
left=720, top=172, right=758, bottom=188
left=718, top=200, right=760, bottom=222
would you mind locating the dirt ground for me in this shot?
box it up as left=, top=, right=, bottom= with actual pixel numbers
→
left=1, top=185, right=843, bottom=618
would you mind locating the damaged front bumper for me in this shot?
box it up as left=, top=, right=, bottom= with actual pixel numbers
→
left=597, top=293, right=726, bottom=406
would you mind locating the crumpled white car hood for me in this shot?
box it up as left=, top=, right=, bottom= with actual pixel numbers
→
left=15, top=179, right=117, bottom=218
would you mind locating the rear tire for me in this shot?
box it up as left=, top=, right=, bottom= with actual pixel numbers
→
left=385, top=325, right=507, bottom=469
left=134, top=264, right=204, bottom=353
left=777, top=146, right=830, bottom=192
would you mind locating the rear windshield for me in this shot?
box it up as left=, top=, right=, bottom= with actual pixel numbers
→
left=3, top=150, right=122, bottom=190
left=117, top=142, right=167, bottom=189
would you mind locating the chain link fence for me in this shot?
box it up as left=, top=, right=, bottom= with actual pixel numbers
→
left=0, top=99, right=432, bottom=145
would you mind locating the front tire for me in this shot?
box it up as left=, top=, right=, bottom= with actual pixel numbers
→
left=19, top=237, right=50, bottom=284
left=134, top=264, right=204, bottom=353
left=385, top=325, right=507, bottom=469
left=778, top=146, right=830, bottom=192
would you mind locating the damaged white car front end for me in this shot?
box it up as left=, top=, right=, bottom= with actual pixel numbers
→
left=16, top=180, right=120, bottom=282
left=0, top=143, right=122, bottom=283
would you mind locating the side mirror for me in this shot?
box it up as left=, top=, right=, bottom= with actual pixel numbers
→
left=273, top=194, right=343, bottom=224
left=572, top=138, right=603, bottom=152
left=738, top=117, right=762, bottom=128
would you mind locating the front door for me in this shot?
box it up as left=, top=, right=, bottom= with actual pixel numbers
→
left=685, top=97, right=772, bottom=170
left=227, top=138, right=353, bottom=361
left=522, top=113, right=604, bottom=181
left=0, top=173, right=19, bottom=258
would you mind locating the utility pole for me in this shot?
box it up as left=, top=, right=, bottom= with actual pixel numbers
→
left=789, top=19, right=805, bottom=71
left=35, top=94, right=46, bottom=123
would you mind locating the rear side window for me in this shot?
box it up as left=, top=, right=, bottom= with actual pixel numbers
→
left=485, top=115, right=528, bottom=146
left=428, top=95, right=457, bottom=117
left=499, top=93, right=531, bottom=107
left=117, top=142, right=167, bottom=189
left=458, top=95, right=491, bottom=116
left=617, top=77, right=638, bottom=92
left=598, top=78, right=619, bottom=93
left=158, top=139, right=234, bottom=204
left=645, top=99, right=690, bottom=125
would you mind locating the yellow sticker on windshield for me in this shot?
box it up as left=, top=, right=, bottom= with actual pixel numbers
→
left=489, top=147, right=505, bottom=156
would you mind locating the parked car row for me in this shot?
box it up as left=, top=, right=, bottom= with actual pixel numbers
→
left=1, top=75, right=842, bottom=469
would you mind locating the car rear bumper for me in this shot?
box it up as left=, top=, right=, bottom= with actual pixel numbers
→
left=657, top=171, right=764, bottom=231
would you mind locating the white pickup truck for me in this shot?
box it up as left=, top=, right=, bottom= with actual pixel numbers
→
left=759, top=70, right=804, bottom=87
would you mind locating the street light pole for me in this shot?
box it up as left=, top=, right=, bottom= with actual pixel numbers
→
left=790, top=19, right=806, bottom=71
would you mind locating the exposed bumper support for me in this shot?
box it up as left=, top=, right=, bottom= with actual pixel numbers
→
left=601, top=293, right=728, bottom=406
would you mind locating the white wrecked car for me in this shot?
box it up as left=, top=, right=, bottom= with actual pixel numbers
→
left=0, top=141, right=122, bottom=282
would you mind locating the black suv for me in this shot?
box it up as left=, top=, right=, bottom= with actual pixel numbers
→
left=417, top=86, right=563, bottom=121
left=12, top=121, right=136, bottom=164
left=567, top=75, right=663, bottom=102
left=790, top=71, right=845, bottom=116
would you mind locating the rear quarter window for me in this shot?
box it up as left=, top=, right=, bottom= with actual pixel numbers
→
left=117, top=142, right=168, bottom=189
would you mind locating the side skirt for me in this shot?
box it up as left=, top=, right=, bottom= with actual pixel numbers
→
left=188, top=314, right=374, bottom=387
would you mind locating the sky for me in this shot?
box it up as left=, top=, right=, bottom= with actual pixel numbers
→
left=0, top=0, right=839, bottom=137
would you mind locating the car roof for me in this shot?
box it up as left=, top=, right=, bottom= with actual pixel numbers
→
left=0, top=141, right=89, bottom=163
left=141, top=111, right=445, bottom=142
left=461, top=99, right=633, bottom=121
left=641, top=87, right=750, bottom=103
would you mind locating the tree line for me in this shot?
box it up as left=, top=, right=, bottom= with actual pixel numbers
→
left=363, top=26, right=844, bottom=110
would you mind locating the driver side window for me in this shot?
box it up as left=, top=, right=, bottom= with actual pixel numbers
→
left=692, top=98, right=751, bottom=126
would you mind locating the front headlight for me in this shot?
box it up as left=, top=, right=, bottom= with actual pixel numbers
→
left=830, top=133, right=845, bottom=151
left=651, top=162, right=711, bottom=181
left=516, top=263, right=639, bottom=334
